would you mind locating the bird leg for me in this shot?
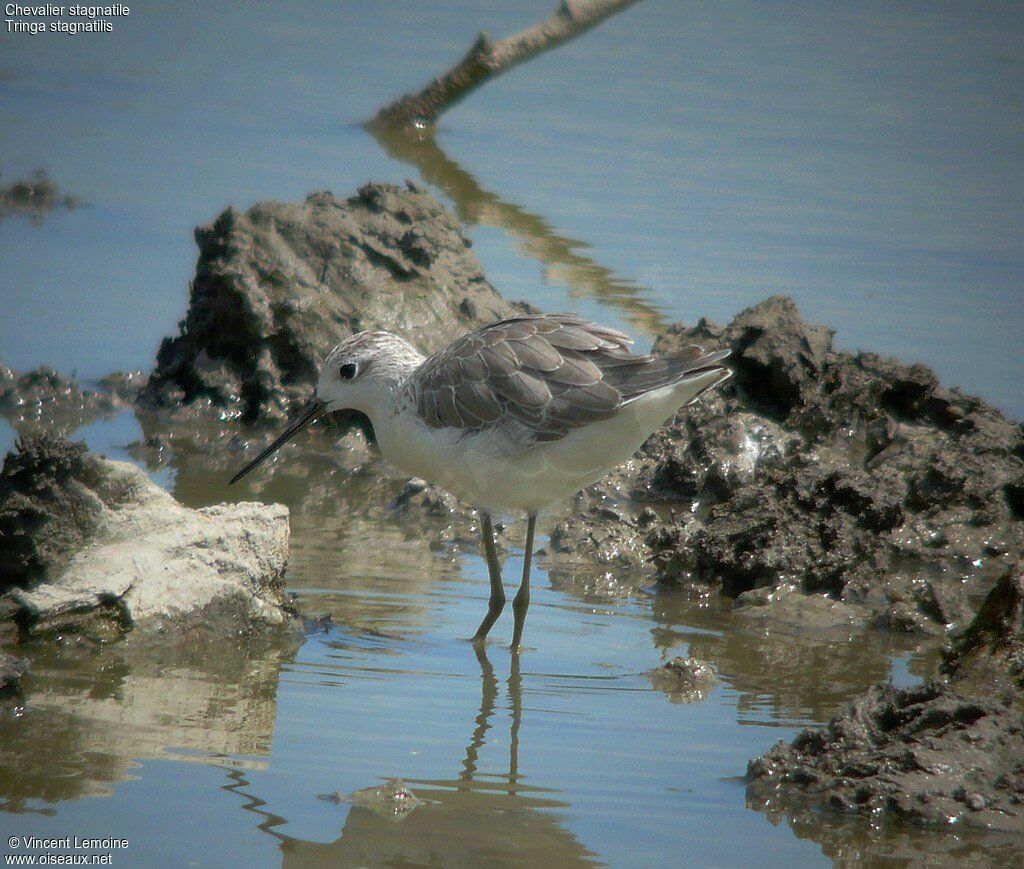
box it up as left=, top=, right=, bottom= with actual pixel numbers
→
left=511, top=513, right=536, bottom=649
left=472, top=512, right=505, bottom=643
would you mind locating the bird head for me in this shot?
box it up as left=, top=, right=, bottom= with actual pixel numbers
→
left=229, top=330, right=422, bottom=484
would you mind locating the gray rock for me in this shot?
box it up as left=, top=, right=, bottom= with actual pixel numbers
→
left=0, top=435, right=295, bottom=642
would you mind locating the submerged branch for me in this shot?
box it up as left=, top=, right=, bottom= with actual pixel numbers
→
left=369, top=0, right=643, bottom=129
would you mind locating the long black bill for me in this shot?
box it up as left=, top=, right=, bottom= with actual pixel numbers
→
left=229, top=398, right=328, bottom=485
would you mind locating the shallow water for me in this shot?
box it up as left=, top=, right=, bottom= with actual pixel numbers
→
left=0, top=410, right=974, bottom=866
left=2, top=1, right=1023, bottom=865
left=0, top=490, right=942, bottom=867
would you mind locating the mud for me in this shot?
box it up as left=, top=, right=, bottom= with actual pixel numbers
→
left=139, top=182, right=515, bottom=428
left=746, top=565, right=1024, bottom=834
left=556, top=296, right=1023, bottom=633
left=645, top=656, right=715, bottom=703
left=321, top=779, right=424, bottom=821
left=0, top=365, right=130, bottom=434
left=0, top=653, right=25, bottom=698
left=0, top=170, right=81, bottom=224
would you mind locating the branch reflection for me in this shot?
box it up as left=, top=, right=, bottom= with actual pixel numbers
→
left=369, top=122, right=667, bottom=338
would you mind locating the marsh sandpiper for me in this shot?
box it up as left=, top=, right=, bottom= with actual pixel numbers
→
left=230, top=313, right=731, bottom=648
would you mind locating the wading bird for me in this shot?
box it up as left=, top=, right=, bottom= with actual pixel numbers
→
left=230, top=313, right=730, bottom=648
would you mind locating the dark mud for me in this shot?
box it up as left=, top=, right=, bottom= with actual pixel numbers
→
left=0, top=435, right=95, bottom=591
left=556, top=296, right=1023, bottom=633
left=0, top=652, right=25, bottom=698
left=0, top=365, right=136, bottom=434
left=645, top=656, right=715, bottom=703
left=139, top=182, right=516, bottom=427
left=747, top=565, right=1024, bottom=836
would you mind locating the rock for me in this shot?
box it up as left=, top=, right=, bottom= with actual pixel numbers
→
left=746, top=566, right=1024, bottom=833
left=646, top=656, right=715, bottom=703
left=0, top=435, right=295, bottom=643
left=139, top=182, right=514, bottom=424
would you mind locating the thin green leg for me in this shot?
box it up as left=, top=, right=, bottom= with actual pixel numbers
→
left=511, top=513, right=536, bottom=649
left=472, top=512, right=505, bottom=643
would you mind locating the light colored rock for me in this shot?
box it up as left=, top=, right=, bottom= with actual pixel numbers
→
left=7, top=453, right=292, bottom=637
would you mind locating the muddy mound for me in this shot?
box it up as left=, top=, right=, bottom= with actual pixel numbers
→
left=645, top=656, right=715, bottom=703
left=746, top=566, right=1024, bottom=833
left=562, top=295, right=1023, bottom=630
left=0, top=365, right=125, bottom=434
left=0, top=435, right=295, bottom=643
left=0, top=435, right=96, bottom=589
left=140, top=182, right=514, bottom=423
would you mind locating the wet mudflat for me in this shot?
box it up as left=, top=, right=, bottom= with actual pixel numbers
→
left=2, top=1, right=1022, bottom=865
left=0, top=442, right=950, bottom=866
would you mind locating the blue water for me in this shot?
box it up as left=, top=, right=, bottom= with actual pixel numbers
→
left=0, top=1, right=1020, bottom=865
left=1, top=0, right=1021, bottom=414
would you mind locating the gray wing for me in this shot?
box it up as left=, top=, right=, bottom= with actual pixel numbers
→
left=411, top=313, right=728, bottom=444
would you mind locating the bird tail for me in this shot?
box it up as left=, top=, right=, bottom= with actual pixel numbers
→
left=609, top=345, right=731, bottom=404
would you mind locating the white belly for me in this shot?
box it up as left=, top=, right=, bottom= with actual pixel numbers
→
left=373, top=374, right=717, bottom=514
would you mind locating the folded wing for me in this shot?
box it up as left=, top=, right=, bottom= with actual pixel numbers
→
left=411, top=314, right=728, bottom=444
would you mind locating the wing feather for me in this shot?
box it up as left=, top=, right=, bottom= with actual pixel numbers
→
left=409, top=313, right=729, bottom=449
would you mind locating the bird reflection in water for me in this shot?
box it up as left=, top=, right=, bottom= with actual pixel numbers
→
left=228, top=648, right=597, bottom=866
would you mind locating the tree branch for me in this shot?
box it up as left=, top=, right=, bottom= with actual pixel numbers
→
left=368, top=0, right=644, bottom=130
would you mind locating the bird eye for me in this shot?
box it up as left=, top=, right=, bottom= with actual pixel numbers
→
left=338, top=362, right=358, bottom=380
